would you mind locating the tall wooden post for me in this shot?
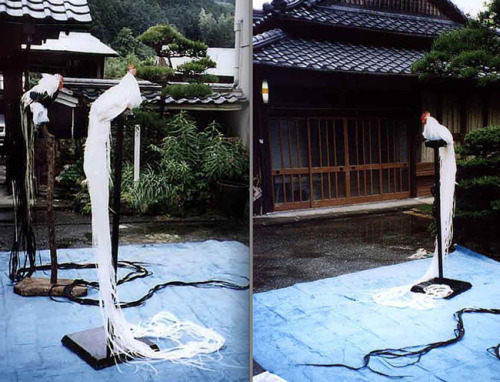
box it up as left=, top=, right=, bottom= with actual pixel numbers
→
left=41, top=125, right=58, bottom=284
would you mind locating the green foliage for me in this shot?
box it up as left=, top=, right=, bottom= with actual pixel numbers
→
left=56, top=161, right=85, bottom=194
left=121, top=111, right=248, bottom=215
left=122, top=163, right=191, bottom=214
left=111, top=27, right=155, bottom=60
left=412, top=0, right=500, bottom=85
left=54, top=110, right=247, bottom=216
left=88, top=0, right=235, bottom=46
left=412, top=24, right=500, bottom=85
left=136, top=64, right=174, bottom=84
left=456, top=156, right=500, bottom=178
left=199, top=8, right=235, bottom=48
left=55, top=160, right=92, bottom=214
left=177, top=57, right=216, bottom=77
left=479, top=0, right=500, bottom=28
left=176, top=57, right=218, bottom=84
left=104, top=53, right=145, bottom=79
left=201, top=122, right=249, bottom=182
left=457, top=124, right=500, bottom=156
left=122, top=108, right=170, bottom=164
left=163, top=83, right=213, bottom=99
left=137, top=24, right=217, bottom=100
left=138, top=25, right=208, bottom=58
left=112, top=19, right=220, bottom=106
left=455, top=125, right=500, bottom=254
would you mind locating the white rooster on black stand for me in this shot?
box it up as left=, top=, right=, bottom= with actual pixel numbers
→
left=9, top=73, right=64, bottom=282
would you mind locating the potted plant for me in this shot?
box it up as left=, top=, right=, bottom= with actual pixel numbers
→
left=201, top=123, right=249, bottom=217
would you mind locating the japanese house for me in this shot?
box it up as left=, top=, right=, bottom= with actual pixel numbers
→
left=253, top=0, right=499, bottom=214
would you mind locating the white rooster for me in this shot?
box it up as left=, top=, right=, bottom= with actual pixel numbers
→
left=420, top=111, right=456, bottom=282
left=421, top=111, right=453, bottom=145
left=374, top=112, right=458, bottom=308
left=83, top=67, right=225, bottom=364
left=21, top=73, right=64, bottom=126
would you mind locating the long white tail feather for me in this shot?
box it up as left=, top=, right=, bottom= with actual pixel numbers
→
left=374, top=117, right=456, bottom=309
left=84, top=72, right=225, bottom=365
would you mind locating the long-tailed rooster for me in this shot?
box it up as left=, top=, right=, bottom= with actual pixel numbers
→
left=9, top=73, right=64, bottom=281
left=21, top=73, right=64, bottom=125
left=374, top=112, right=457, bottom=309
left=420, top=111, right=457, bottom=282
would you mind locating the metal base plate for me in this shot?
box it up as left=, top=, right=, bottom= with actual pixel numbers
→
left=411, top=277, right=472, bottom=299
left=61, top=327, right=159, bottom=370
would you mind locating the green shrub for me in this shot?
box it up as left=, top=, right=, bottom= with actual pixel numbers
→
left=201, top=122, right=249, bottom=182
left=56, top=160, right=92, bottom=213
left=136, top=65, right=174, bottom=85
left=163, top=83, right=213, bottom=99
left=56, top=111, right=248, bottom=217
left=455, top=125, right=500, bottom=254
left=138, top=24, right=207, bottom=59
left=121, top=112, right=248, bottom=215
left=56, top=161, right=84, bottom=194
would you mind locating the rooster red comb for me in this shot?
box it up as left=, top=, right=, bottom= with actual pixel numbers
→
left=56, top=74, right=64, bottom=89
left=421, top=111, right=431, bottom=122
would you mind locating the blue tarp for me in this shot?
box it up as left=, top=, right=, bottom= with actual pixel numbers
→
left=0, top=241, right=249, bottom=382
left=253, top=246, right=500, bottom=381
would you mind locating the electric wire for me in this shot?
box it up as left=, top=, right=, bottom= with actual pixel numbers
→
left=15, top=261, right=249, bottom=308
left=305, top=307, right=500, bottom=378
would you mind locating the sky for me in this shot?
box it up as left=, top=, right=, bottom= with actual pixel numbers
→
left=252, top=0, right=487, bottom=17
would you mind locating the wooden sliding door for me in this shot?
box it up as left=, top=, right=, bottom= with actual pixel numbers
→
left=269, top=116, right=411, bottom=211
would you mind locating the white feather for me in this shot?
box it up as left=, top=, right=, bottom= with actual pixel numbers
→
left=422, top=116, right=454, bottom=145
left=21, top=73, right=61, bottom=108
left=84, top=72, right=225, bottom=366
left=374, top=116, right=456, bottom=309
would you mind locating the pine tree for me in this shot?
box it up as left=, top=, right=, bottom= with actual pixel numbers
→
left=412, top=1, right=500, bottom=85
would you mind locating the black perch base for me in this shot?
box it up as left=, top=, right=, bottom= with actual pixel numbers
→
left=411, top=277, right=472, bottom=299
left=62, top=327, right=159, bottom=370
left=424, top=139, right=447, bottom=149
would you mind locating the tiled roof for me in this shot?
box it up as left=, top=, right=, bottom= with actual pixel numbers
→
left=261, top=0, right=467, bottom=23
left=282, top=4, right=461, bottom=37
left=63, top=77, right=161, bottom=103
left=0, top=0, right=91, bottom=24
left=253, top=28, right=287, bottom=49
left=254, top=8, right=274, bottom=30
left=253, top=32, right=426, bottom=75
left=164, top=93, right=247, bottom=106
left=62, top=78, right=247, bottom=108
